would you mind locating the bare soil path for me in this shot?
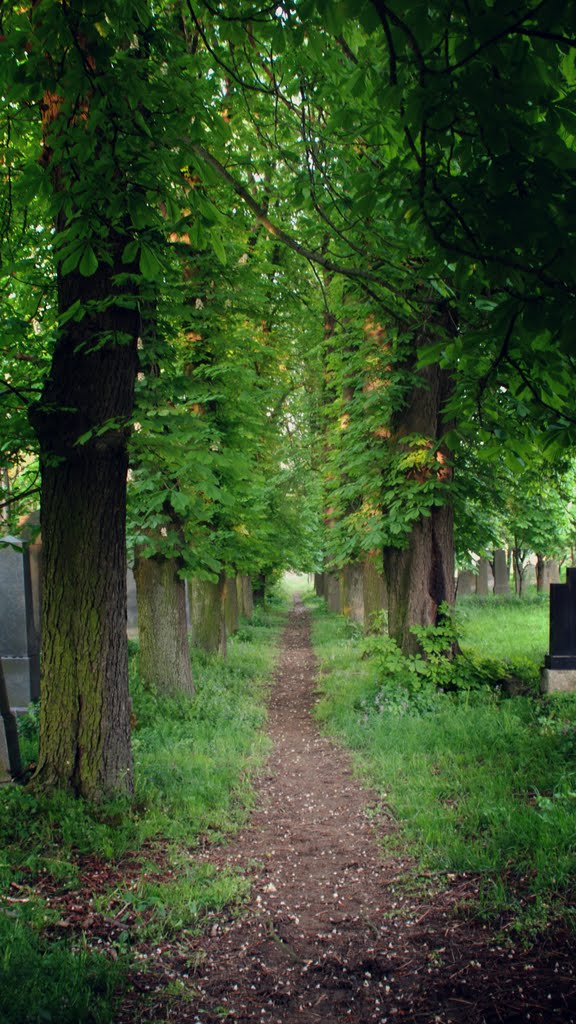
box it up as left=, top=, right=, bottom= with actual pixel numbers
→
left=121, top=598, right=576, bottom=1023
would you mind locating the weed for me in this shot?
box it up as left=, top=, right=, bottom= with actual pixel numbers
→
left=312, top=598, right=576, bottom=940
left=0, top=916, right=124, bottom=1024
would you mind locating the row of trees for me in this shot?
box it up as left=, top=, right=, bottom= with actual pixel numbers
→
left=1, top=0, right=575, bottom=798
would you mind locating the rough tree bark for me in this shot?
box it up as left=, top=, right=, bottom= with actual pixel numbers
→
left=341, top=562, right=364, bottom=624
left=225, top=576, right=239, bottom=637
left=190, top=574, right=227, bottom=655
left=29, top=255, right=139, bottom=798
left=134, top=550, right=194, bottom=696
left=26, top=5, right=145, bottom=799
left=383, top=334, right=455, bottom=656
left=362, top=550, right=387, bottom=632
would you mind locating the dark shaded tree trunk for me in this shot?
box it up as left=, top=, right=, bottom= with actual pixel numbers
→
left=536, top=553, right=546, bottom=594
left=29, top=253, right=139, bottom=799
left=512, top=543, right=527, bottom=598
left=253, top=573, right=267, bottom=605
left=314, top=572, right=325, bottom=597
left=385, top=505, right=455, bottom=655
left=133, top=551, right=193, bottom=696
left=383, top=336, right=455, bottom=656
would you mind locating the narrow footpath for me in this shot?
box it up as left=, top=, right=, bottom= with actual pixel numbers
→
left=125, top=598, right=576, bottom=1023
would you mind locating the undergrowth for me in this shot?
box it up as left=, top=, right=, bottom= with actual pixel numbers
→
left=311, top=597, right=576, bottom=942
left=0, top=603, right=282, bottom=1024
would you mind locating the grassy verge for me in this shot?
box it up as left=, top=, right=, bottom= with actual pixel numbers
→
left=0, top=602, right=282, bottom=1024
left=310, top=595, right=576, bottom=941
left=457, top=592, right=549, bottom=666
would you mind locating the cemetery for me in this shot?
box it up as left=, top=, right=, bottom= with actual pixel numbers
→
left=1, top=2, right=576, bottom=1022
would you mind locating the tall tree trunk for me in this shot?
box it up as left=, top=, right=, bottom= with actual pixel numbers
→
left=363, top=550, right=387, bottom=632
left=225, top=576, right=239, bottom=637
left=383, top=334, right=455, bottom=656
left=29, top=256, right=139, bottom=799
left=134, top=552, right=193, bottom=696
left=341, top=562, right=364, bottom=624
left=512, top=544, right=526, bottom=598
left=240, top=575, right=254, bottom=620
left=190, top=574, right=227, bottom=654
left=385, top=505, right=455, bottom=655
left=536, top=553, right=546, bottom=594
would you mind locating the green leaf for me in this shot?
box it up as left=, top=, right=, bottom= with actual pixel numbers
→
left=139, top=245, right=162, bottom=281
left=211, top=231, right=227, bottom=265
left=78, top=245, right=98, bottom=277
left=122, top=240, right=140, bottom=264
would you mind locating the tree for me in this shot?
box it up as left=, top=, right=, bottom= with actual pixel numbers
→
left=0, top=0, right=213, bottom=797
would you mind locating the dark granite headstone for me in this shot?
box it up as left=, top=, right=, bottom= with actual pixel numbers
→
left=545, top=568, right=576, bottom=670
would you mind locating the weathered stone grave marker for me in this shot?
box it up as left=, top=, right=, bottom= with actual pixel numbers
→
left=0, top=657, right=21, bottom=782
left=0, top=535, right=41, bottom=709
left=541, top=567, right=576, bottom=693
left=457, top=569, right=476, bottom=596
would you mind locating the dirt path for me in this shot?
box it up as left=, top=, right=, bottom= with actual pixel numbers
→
left=122, top=599, right=576, bottom=1023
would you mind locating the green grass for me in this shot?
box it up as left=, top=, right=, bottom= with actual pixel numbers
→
left=312, top=600, right=576, bottom=940
left=0, top=603, right=283, bottom=1024
left=457, top=593, right=549, bottom=665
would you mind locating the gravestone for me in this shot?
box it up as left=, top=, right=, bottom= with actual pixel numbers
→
left=0, top=535, right=41, bottom=709
left=0, top=658, right=21, bottom=782
left=545, top=559, right=561, bottom=589
left=476, top=558, right=491, bottom=596
left=493, top=549, right=510, bottom=595
left=541, top=567, right=576, bottom=693
left=457, top=570, right=476, bottom=596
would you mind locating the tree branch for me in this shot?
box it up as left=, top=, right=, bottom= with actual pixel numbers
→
left=190, top=143, right=397, bottom=292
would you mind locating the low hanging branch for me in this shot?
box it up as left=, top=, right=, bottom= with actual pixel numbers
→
left=190, top=142, right=401, bottom=298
